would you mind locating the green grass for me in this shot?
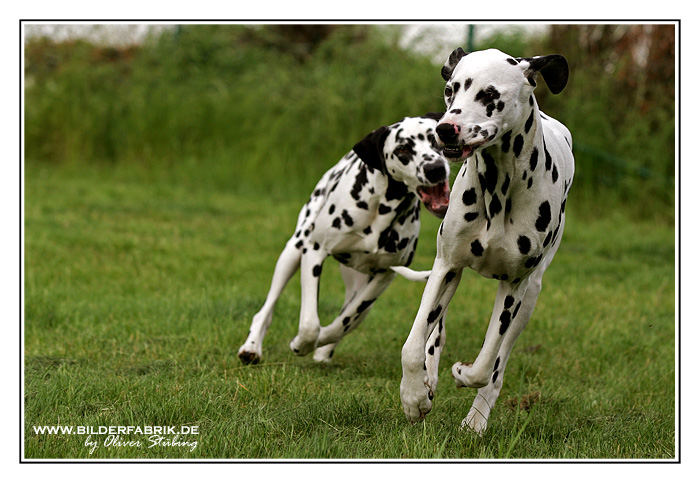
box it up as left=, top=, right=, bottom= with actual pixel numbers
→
left=23, top=162, right=675, bottom=459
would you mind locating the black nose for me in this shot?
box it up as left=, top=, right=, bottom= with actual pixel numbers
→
left=436, top=123, right=459, bottom=144
left=424, top=162, right=447, bottom=183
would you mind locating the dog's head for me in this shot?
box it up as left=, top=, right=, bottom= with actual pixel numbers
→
left=435, top=48, right=568, bottom=161
left=352, top=114, right=451, bottom=218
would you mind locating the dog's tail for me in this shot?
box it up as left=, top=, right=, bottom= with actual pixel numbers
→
left=390, top=266, right=431, bottom=282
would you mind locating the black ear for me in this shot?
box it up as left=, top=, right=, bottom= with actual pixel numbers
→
left=421, top=112, right=445, bottom=122
left=441, top=47, right=468, bottom=81
left=519, top=54, right=569, bottom=94
left=352, top=125, right=390, bottom=173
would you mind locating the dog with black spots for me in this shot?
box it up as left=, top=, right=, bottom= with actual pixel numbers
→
left=399, top=48, right=574, bottom=434
left=238, top=115, right=451, bottom=365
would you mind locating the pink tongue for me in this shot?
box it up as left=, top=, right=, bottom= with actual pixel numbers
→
left=419, top=181, right=450, bottom=218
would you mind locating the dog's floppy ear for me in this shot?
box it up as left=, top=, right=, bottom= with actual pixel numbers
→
left=441, top=47, right=468, bottom=81
left=518, top=54, right=569, bottom=94
left=353, top=125, right=390, bottom=173
left=421, top=112, right=445, bottom=122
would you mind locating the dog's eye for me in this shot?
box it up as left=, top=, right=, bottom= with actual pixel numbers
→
left=394, top=145, right=413, bottom=156
left=444, top=86, right=453, bottom=98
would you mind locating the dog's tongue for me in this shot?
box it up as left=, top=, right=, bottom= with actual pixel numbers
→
left=418, top=181, right=450, bottom=218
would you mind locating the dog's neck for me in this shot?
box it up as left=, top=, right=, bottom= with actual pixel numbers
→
left=469, top=96, right=544, bottom=232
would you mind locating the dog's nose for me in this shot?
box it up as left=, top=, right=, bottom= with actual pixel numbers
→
left=424, top=162, right=447, bottom=183
left=436, top=123, right=460, bottom=144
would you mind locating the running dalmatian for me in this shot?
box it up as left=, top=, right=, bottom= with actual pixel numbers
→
left=400, top=48, right=574, bottom=434
left=238, top=114, right=451, bottom=365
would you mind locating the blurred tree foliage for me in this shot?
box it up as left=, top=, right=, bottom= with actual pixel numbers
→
left=24, top=24, right=675, bottom=217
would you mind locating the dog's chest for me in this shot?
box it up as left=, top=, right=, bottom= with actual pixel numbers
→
left=439, top=139, right=571, bottom=281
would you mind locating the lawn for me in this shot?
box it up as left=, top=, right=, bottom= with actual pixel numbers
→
left=23, top=162, right=675, bottom=459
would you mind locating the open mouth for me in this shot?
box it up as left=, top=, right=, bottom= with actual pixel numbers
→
left=442, top=143, right=477, bottom=160
left=417, top=180, right=451, bottom=218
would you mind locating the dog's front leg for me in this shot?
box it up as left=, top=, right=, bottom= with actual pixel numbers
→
left=289, top=251, right=327, bottom=356
left=400, top=260, right=462, bottom=422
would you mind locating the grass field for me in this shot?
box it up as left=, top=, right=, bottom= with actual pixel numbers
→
left=23, top=161, right=675, bottom=459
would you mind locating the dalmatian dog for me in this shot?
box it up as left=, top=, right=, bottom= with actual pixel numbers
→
left=238, top=114, right=451, bottom=365
left=400, top=48, right=574, bottom=434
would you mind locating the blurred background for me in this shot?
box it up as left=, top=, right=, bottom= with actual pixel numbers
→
left=23, top=23, right=676, bottom=220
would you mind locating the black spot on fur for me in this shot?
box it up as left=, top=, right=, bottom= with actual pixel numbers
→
left=363, top=226, right=372, bottom=235
left=475, top=85, right=501, bottom=105
left=525, top=255, right=543, bottom=268
left=494, top=356, right=500, bottom=371
left=527, top=177, right=533, bottom=189
left=445, top=271, right=456, bottom=284
left=428, top=305, right=442, bottom=323
left=517, top=235, right=531, bottom=254
left=341, top=209, right=354, bottom=227
left=513, top=301, right=521, bottom=318
left=312, top=265, right=322, bottom=277
left=489, top=195, right=502, bottom=217
left=552, top=164, right=559, bottom=183
left=529, top=147, right=539, bottom=171
left=535, top=201, right=551, bottom=232
left=462, top=188, right=477, bottom=205
left=378, top=204, right=391, bottom=215
left=471, top=239, right=484, bottom=256
left=501, top=174, right=510, bottom=195
left=482, top=152, right=498, bottom=193
left=428, top=345, right=435, bottom=355
left=385, top=177, right=409, bottom=200
left=378, top=227, right=400, bottom=252
left=504, top=295, right=514, bottom=309
left=356, top=201, right=368, bottom=210
left=499, top=310, right=511, bottom=334
left=313, top=242, right=320, bottom=250
left=295, top=240, right=303, bottom=249
left=513, top=134, right=524, bottom=157
left=543, top=231, right=552, bottom=247
left=507, top=58, right=518, bottom=65
left=350, top=165, right=369, bottom=200
left=501, top=130, right=512, bottom=153
left=505, top=198, right=512, bottom=215
left=463, top=78, right=473, bottom=91
left=329, top=204, right=335, bottom=214
left=496, top=101, right=505, bottom=111
left=357, top=299, right=375, bottom=313
left=524, top=109, right=534, bottom=133
left=332, top=217, right=341, bottom=229
left=464, top=212, right=479, bottom=222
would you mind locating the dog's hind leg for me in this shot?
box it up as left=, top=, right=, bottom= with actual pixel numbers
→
left=312, top=265, right=368, bottom=362
left=313, top=269, right=395, bottom=362
left=238, top=240, right=302, bottom=364
left=289, top=248, right=328, bottom=356
left=458, top=222, right=563, bottom=434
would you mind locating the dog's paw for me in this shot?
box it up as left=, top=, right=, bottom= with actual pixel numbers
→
left=400, top=373, right=434, bottom=423
left=452, top=361, right=489, bottom=388
left=312, top=344, right=335, bottom=363
left=289, top=334, right=318, bottom=356
left=461, top=407, right=488, bottom=436
left=237, top=344, right=262, bottom=365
